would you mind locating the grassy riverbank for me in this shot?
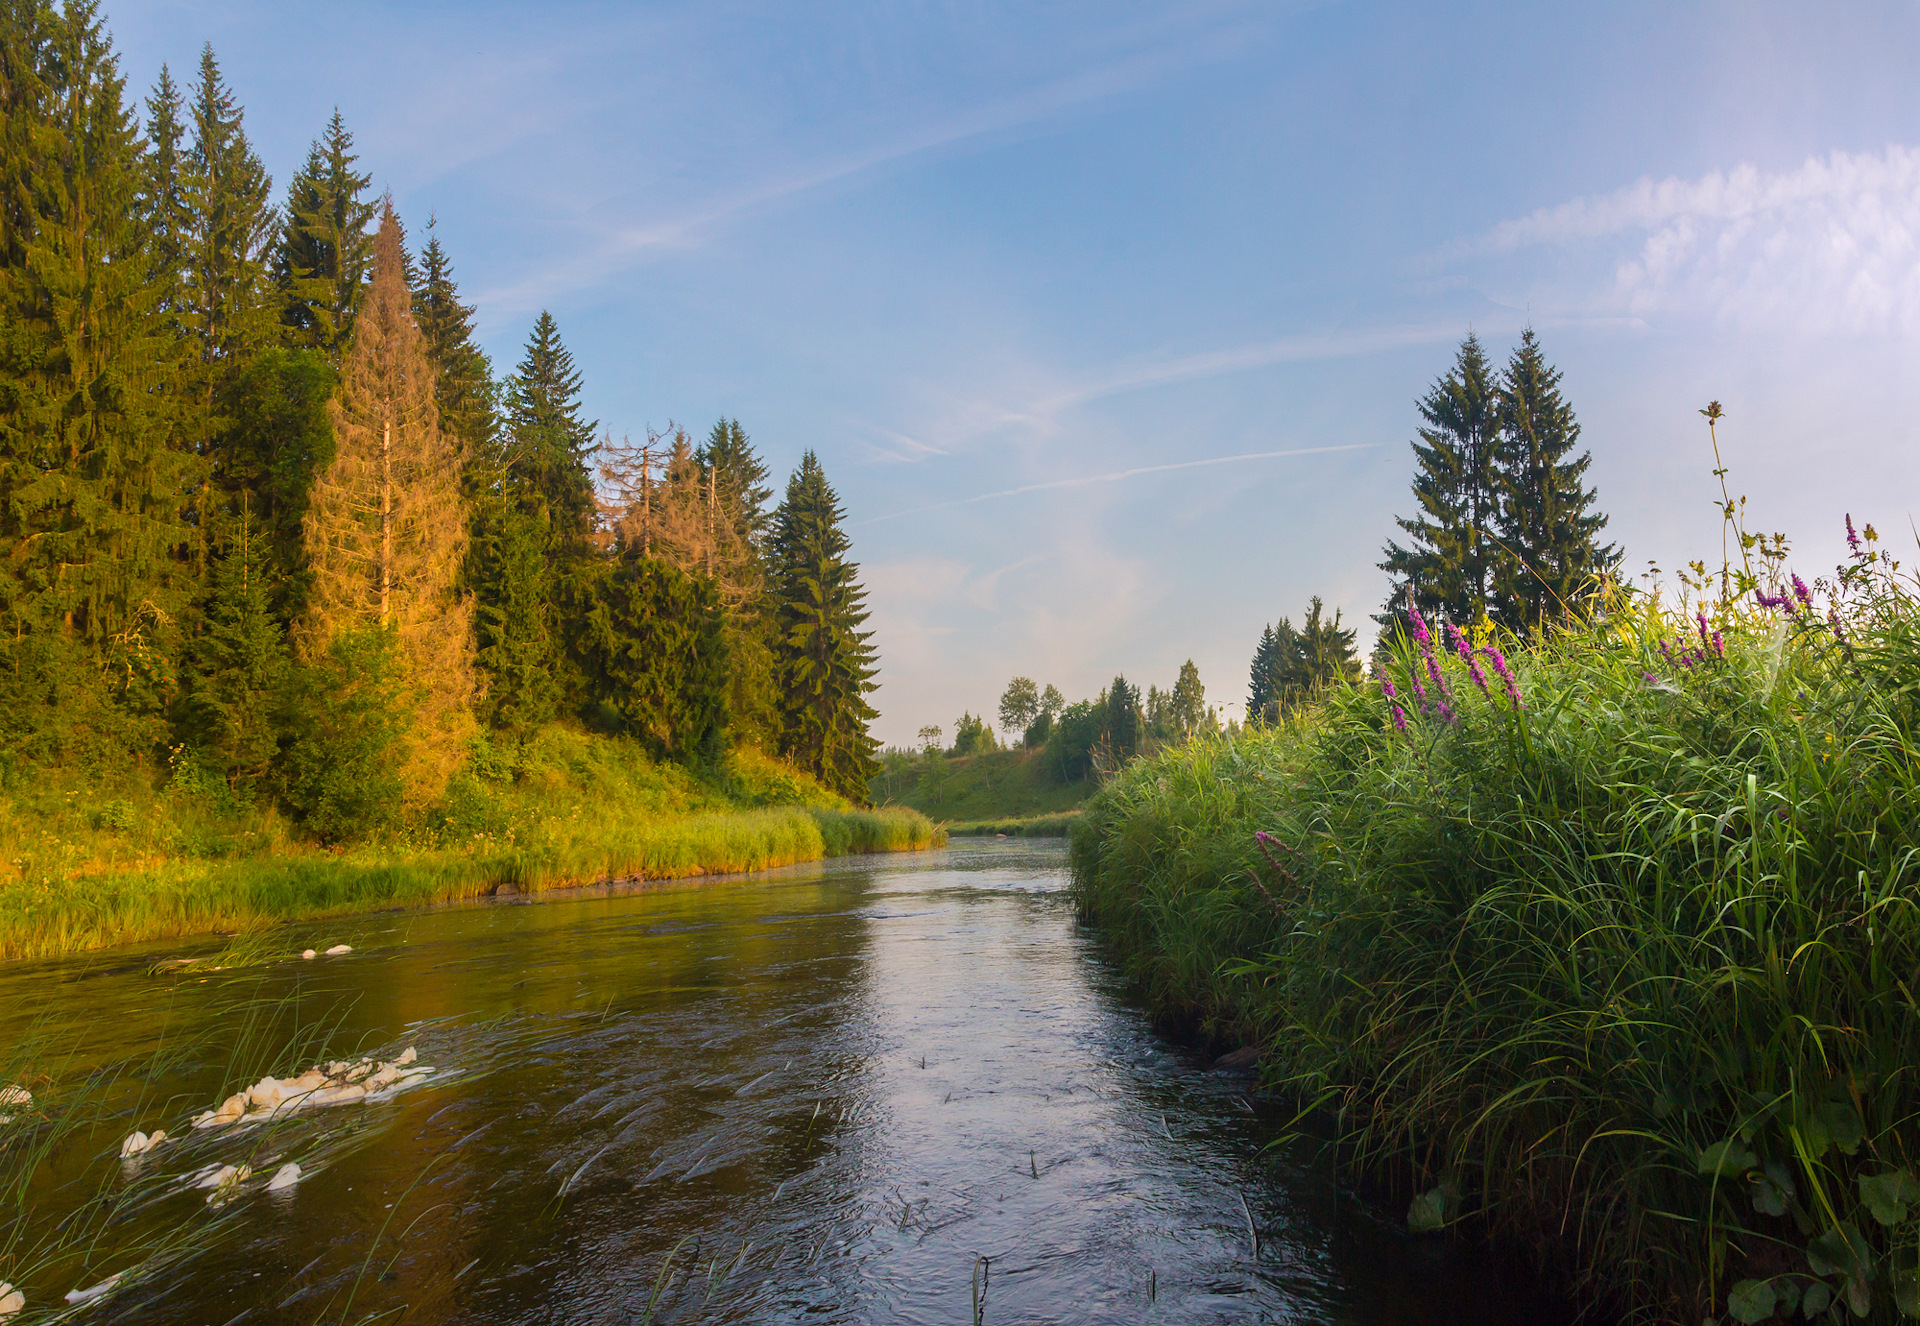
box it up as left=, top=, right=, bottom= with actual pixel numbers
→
left=0, top=728, right=941, bottom=961
left=1072, top=574, right=1920, bottom=1321
left=870, top=747, right=1092, bottom=822
left=947, top=811, right=1081, bottom=837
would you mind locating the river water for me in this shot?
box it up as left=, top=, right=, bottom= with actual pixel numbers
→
left=2, top=840, right=1570, bottom=1324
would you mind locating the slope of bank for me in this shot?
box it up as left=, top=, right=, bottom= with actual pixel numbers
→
left=869, top=747, right=1091, bottom=823
left=0, top=728, right=941, bottom=960
left=1071, top=596, right=1920, bottom=1323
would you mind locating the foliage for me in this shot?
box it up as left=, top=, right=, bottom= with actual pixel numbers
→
left=1073, top=523, right=1920, bottom=1321
left=950, top=710, right=996, bottom=756
left=273, top=109, right=374, bottom=357
left=870, top=746, right=1092, bottom=822
left=579, top=553, right=729, bottom=765
left=768, top=451, right=880, bottom=800
left=275, top=626, right=407, bottom=841
left=1380, top=330, right=1619, bottom=641
left=999, top=677, right=1040, bottom=736
left=1249, top=597, right=1359, bottom=724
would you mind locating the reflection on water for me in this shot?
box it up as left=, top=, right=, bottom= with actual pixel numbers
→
left=0, top=841, right=1571, bottom=1324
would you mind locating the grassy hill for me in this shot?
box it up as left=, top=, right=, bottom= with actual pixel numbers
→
left=868, top=748, right=1091, bottom=825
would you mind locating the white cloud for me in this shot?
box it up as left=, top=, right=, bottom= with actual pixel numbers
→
left=1478, top=146, right=1920, bottom=335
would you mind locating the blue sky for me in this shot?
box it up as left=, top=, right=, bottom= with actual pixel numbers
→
left=111, top=1, right=1920, bottom=744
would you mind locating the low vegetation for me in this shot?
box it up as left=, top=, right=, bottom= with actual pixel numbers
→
left=946, top=812, right=1081, bottom=838
left=870, top=747, right=1091, bottom=823
left=1, top=727, right=939, bottom=961
left=1073, top=523, right=1920, bottom=1322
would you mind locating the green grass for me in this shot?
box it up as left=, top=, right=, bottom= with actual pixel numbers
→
left=0, top=728, right=942, bottom=961
left=869, top=747, right=1091, bottom=822
left=1072, top=570, right=1920, bottom=1323
left=947, top=811, right=1081, bottom=837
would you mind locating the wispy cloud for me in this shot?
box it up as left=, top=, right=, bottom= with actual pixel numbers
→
left=475, top=38, right=1226, bottom=315
left=858, top=442, right=1376, bottom=525
left=1465, top=146, right=1920, bottom=335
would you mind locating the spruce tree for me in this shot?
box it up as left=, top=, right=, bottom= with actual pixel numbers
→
left=181, top=505, right=292, bottom=788
left=0, top=0, right=198, bottom=739
left=218, top=348, right=335, bottom=617
left=502, top=310, right=598, bottom=549
left=1104, top=675, right=1140, bottom=766
left=140, top=65, right=190, bottom=325
left=700, top=418, right=773, bottom=550
left=183, top=45, right=276, bottom=420
left=581, top=553, right=728, bottom=761
left=412, top=217, right=495, bottom=455
left=1378, top=333, right=1502, bottom=635
left=768, top=451, right=879, bottom=799
left=305, top=201, right=473, bottom=799
left=274, top=109, right=373, bottom=357
left=1491, top=329, right=1619, bottom=634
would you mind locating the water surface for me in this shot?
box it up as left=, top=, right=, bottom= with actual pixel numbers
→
left=2, top=840, right=1570, bottom=1323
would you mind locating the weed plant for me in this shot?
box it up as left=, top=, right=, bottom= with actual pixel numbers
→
left=1073, top=521, right=1920, bottom=1322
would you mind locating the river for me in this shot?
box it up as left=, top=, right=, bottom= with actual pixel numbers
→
left=0, top=839, right=1570, bottom=1324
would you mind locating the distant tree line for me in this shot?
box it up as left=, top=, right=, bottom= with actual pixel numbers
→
left=0, top=10, right=881, bottom=829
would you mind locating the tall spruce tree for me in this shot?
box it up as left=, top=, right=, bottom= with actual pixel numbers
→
left=139, top=65, right=190, bottom=325
left=412, top=217, right=495, bottom=455
left=1378, top=333, right=1502, bottom=635
left=1103, top=675, right=1140, bottom=767
left=180, top=504, right=292, bottom=789
left=768, top=451, right=879, bottom=799
left=183, top=45, right=276, bottom=421
left=502, top=310, right=597, bottom=549
left=305, top=201, right=473, bottom=800
left=1491, top=329, right=1619, bottom=634
left=274, top=109, right=373, bottom=357
left=0, top=0, right=199, bottom=747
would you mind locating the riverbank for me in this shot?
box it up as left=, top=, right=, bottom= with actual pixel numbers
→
left=946, top=811, right=1080, bottom=837
left=0, top=728, right=941, bottom=960
left=1071, top=580, right=1920, bottom=1322
left=869, top=747, right=1091, bottom=821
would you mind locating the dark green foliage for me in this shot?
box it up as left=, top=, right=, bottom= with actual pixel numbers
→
left=0, top=0, right=198, bottom=732
left=179, top=509, right=291, bottom=790
left=182, top=45, right=276, bottom=415
left=1104, top=675, right=1140, bottom=765
left=274, top=109, right=373, bottom=357
left=502, top=310, right=597, bottom=550
left=769, top=452, right=880, bottom=800
left=950, top=710, right=994, bottom=756
left=1491, top=329, right=1619, bottom=633
left=1378, top=333, right=1502, bottom=635
left=468, top=494, right=556, bottom=732
left=699, top=417, right=772, bottom=549
left=1044, top=699, right=1102, bottom=782
left=581, top=553, right=729, bottom=764
left=139, top=64, right=190, bottom=319
left=413, top=218, right=495, bottom=455
left=1249, top=599, right=1359, bottom=723
left=215, top=347, right=334, bottom=615
left=275, top=626, right=406, bottom=839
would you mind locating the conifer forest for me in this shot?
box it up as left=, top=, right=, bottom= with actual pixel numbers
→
left=2, top=5, right=1916, bottom=1326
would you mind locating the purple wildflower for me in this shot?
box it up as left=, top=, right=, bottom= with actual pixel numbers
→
left=1408, top=605, right=1431, bottom=648
left=1466, top=653, right=1490, bottom=697
left=1482, top=644, right=1523, bottom=708
left=1792, top=575, right=1813, bottom=610
left=1425, top=652, right=1448, bottom=698
left=1390, top=704, right=1408, bottom=733
left=1755, top=589, right=1795, bottom=615
left=1847, top=514, right=1862, bottom=557
left=1711, top=631, right=1724, bottom=657
left=1696, top=612, right=1711, bottom=650
left=1407, top=666, right=1427, bottom=704
left=1381, top=677, right=1398, bottom=701
left=1446, top=622, right=1472, bottom=661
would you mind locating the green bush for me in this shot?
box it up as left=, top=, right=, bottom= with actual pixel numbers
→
left=276, top=628, right=408, bottom=840
left=1073, top=558, right=1920, bottom=1321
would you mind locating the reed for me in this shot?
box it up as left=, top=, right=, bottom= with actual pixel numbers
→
left=1073, top=544, right=1920, bottom=1321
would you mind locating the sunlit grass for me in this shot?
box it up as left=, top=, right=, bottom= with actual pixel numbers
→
left=0, top=727, right=941, bottom=961
left=1072, top=566, right=1920, bottom=1321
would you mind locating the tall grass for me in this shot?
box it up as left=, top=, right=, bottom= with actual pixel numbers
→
left=947, top=812, right=1082, bottom=837
left=0, top=805, right=941, bottom=960
left=1073, top=543, right=1920, bottom=1321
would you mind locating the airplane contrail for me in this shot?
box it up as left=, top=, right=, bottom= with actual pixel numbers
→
left=857, top=442, right=1378, bottom=525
